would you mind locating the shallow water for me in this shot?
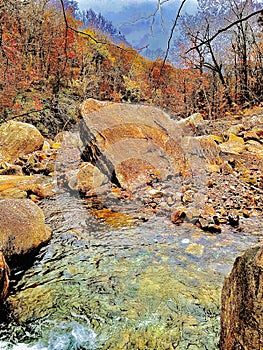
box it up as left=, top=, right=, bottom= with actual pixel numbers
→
left=0, top=193, right=261, bottom=350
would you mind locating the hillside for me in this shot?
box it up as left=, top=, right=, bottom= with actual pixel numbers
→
left=1, top=0, right=262, bottom=136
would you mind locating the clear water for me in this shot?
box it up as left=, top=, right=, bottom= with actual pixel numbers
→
left=0, top=192, right=261, bottom=350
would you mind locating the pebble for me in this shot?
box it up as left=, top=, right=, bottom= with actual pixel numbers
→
left=185, top=243, right=204, bottom=257
left=228, top=210, right=240, bottom=227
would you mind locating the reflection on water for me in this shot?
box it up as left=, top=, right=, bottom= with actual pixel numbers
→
left=0, top=193, right=261, bottom=349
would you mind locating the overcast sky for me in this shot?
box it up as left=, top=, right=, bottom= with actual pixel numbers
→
left=76, top=0, right=198, bottom=54
left=77, top=0, right=198, bottom=13
left=78, top=0, right=158, bottom=11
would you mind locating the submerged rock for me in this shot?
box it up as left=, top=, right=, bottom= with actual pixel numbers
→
left=0, top=121, right=44, bottom=162
left=220, top=245, right=263, bottom=349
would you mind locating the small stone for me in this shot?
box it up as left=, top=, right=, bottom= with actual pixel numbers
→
left=197, top=218, right=222, bottom=233
left=206, top=180, right=214, bottom=188
left=210, top=135, right=223, bottom=143
left=42, top=140, right=51, bottom=150
left=181, top=238, right=190, bottom=244
left=220, top=161, right=233, bottom=175
left=182, top=189, right=195, bottom=204
left=200, top=204, right=216, bottom=218
left=242, top=208, right=250, bottom=218
left=148, top=188, right=163, bottom=198
left=167, top=196, right=174, bottom=205
left=208, top=224, right=222, bottom=233
left=228, top=209, right=239, bottom=226
left=0, top=164, right=23, bottom=176
left=171, top=207, right=187, bottom=225
left=219, top=133, right=245, bottom=154
left=205, top=163, right=221, bottom=173
left=50, top=142, right=61, bottom=149
left=227, top=124, right=244, bottom=135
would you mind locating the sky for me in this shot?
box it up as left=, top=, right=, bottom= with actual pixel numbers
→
left=78, top=0, right=163, bottom=12
left=77, top=0, right=198, bottom=55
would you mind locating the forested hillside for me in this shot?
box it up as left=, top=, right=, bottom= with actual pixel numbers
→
left=0, top=0, right=262, bottom=136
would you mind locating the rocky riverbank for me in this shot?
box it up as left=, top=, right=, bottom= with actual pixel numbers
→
left=0, top=100, right=262, bottom=348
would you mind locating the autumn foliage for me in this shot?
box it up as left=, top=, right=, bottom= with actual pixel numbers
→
left=0, top=0, right=262, bottom=126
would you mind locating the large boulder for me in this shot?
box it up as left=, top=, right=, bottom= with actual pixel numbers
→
left=80, top=100, right=187, bottom=190
left=79, top=99, right=223, bottom=192
left=220, top=245, right=263, bottom=349
left=0, top=198, right=51, bottom=259
left=0, top=121, right=44, bottom=162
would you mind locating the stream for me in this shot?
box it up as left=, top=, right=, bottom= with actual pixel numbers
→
left=0, top=191, right=262, bottom=350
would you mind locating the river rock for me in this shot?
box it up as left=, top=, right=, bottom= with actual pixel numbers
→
left=219, top=133, right=245, bottom=154
left=0, top=175, right=55, bottom=199
left=171, top=207, right=187, bottom=225
left=220, top=245, right=263, bottom=349
left=68, top=162, right=109, bottom=195
left=0, top=121, right=44, bottom=162
left=228, top=209, right=239, bottom=227
left=0, top=252, right=9, bottom=299
left=0, top=198, right=51, bottom=260
left=80, top=99, right=185, bottom=190
left=245, top=140, right=263, bottom=159
left=182, top=135, right=222, bottom=174
left=185, top=243, right=204, bottom=257
left=177, top=112, right=204, bottom=132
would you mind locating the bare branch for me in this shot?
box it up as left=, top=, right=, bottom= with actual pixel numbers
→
left=160, top=0, right=188, bottom=74
left=185, top=9, right=263, bottom=54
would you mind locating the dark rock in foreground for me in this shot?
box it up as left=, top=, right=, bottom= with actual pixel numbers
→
left=220, top=245, right=263, bottom=349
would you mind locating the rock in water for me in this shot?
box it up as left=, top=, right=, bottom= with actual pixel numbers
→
left=0, top=252, right=9, bottom=299
left=220, top=245, right=263, bottom=349
left=0, top=199, right=51, bottom=259
left=0, top=121, right=44, bottom=162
